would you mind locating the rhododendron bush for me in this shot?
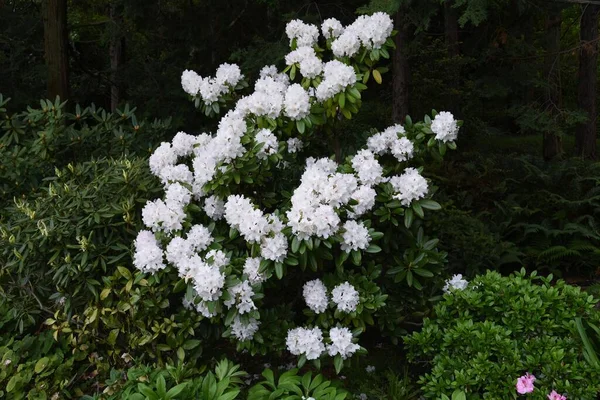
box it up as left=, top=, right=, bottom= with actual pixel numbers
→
left=133, top=13, right=460, bottom=372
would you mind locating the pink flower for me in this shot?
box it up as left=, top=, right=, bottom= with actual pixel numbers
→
left=547, top=391, right=567, bottom=400
left=516, top=373, right=536, bottom=394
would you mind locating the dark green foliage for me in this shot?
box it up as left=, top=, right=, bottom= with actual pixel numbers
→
left=405, top=269, right=600, bottom=399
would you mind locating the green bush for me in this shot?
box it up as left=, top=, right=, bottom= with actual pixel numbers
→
left=0, top=157, right=161, bottom=332
left=404, top=269, right=600, bottom=399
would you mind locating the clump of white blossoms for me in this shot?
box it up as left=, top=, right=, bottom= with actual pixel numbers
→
left=224, top=281, right=257, bottom=314
left=367, top=124, right=414, bottom=162
left=285, top=46, right=323, bottom=79
left=331, top=12, right=394, bottom=58
left=331, top=282, right=360, bottom=313
left=133, top=231, right=165, bottom=273
left=286, top=326, right=325, bottom=360
left=389, top=167, right=428, bottom=206
left=340, top=220, right=371, bottom=252
left=287, top=137, right=303, bottom=153
left=321, top=18, right=344, bottom=40
left=327, top=327, right=360, bottom=359
left=255, top=128, right=279, bottom=159
left=431, top=111, right=459, bottom=143
left=316, top=60, right=357, bottom=101
left=443, top=274, right=469, bottom=293
left=231, top=316, right=260, bottom=341
left=243, top=257, right=266, bottom=284
left=285, top=20, right=319, bottom=47
left=284, top=83, right=311, bottom=120
left=303, top=279, right=329, bottom=314
left=181, top=63, right=243, bottom=104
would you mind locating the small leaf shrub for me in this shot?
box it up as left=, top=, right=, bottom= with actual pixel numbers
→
left=405, top=269, right=600, bottom=399
left=0, top=157, right=161, bottom=332
left=248, top=368, right=348, bottom=400
left=0, top=94, right=170, bottom=202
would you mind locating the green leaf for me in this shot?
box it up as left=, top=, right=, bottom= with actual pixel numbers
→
left=166, top=383, right=188, bottom=399
left=296, top=119, right=305, bottom=134
left=275, top=263, right=283, bottom=279
left=292, top=236, right=300, bottom=253
left=372, top=69, right=382, bottom=84
left=339, top=92, right=346, bottom=108
left=157, top=375, right=167, bottom=398
left=365, top=244, right=381, bottom=253
left=420, top=200, right=442, bottom=211
left=404, top=208, right=414, bottom=229
left=452, top=390, right=466, bottom=400
left=334, top=355, right=343, bottom=374
left=35, top=357, right=50, bottom=373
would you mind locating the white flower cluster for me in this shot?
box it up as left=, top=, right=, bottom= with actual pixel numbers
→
left=236, top=74, right=289, bottom=119
left=133, top=230, right=165, bottom=273
left=224, top=281, right=257, bottom=314
left=443, top=274, right=469, bottom=293
left=331, top=13, right=394, bottom=58
left=431, top=111, right=459, bottom=143
left=340, top=220, right=371, bottom=252
left=286, top=325, right=359, bottom=361
left=303, top=279, right=329, bottom=314
left=302, top=279, right=360, bottom=314
left=327, top=327, right=360, bottom=359
left=389, top=167, right=428, bottom=206
left=181, top=63, right=243, bottom=104
left=255, top=128, right=279, bottom=159
left=224, top=195, right=288, bottom=262
left=285, top=46, right=323, bottom=79
left=284, top=84, right=311, bottom=120
left=331, top=282, right=360, bottom=313
left=287, top=138, right=303, bottom=153
left=286, top=326, right=325, bottom=360
left=285, top=20, right=319, bottom=47
left=321, top=18, right=344, bottom=40
left=351, top=149, right=383, bottom=186
left=232, top=316, right=260, bottom=341
left=367, top=124, right=414, bottom=162
left=243, top=257, right=266, bottom=284
left=204, top=195, right=225, bottom=220
left=316, top=61, right=357, bottom=101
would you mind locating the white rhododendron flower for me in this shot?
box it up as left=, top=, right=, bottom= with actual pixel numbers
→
left=303, top=279, right=329, bottom=314
left=204, top=195, right=225, bottom=220
left=332, top=282, right=359, bottom=313
left=255, top=128, right=278, bottom=159
left=431, top=111, right=459, bottom=143
left=287, top=138, right=303, bottom=153
left=133, top=230, right=165, bottom=273
left=331, top=12, right=393, bottom=57
left=285, top=19, right=319, bottom=47
left=181, top=69, right=202, bottom=96
left=327, top=327, right=360, bottom=359
left=389, top=167, right=428, bottom=206
left=351, top=149, right=383, bottom=186
left=231, top=316, right=260, bottom=341
left=224, top=281, right=257, bottom=314
left=348, top=185, right=377, bottom=218
left=443, top=274, right=469, bottom=293
left=243, top=257, right=266, bottom=284
left=322, top=18, right=344, bottom=39
left=285, top=46, right=323, bottom=79
left=341, top=220, right=371, bottom=252
left=286, top=327, right=325, bottom=360
left=316, top=60, right=357, bottom=101
left=284, top=84, right=311, bottom=120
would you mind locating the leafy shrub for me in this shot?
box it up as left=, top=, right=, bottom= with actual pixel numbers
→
left=132, top=13, right=461, bottom=374
left=0, top=330, right=97, bottom=399
left=0, top=156, right=161, bottom=332
left=405, top=269, right=600, bottom=399
left=0, top=94, right=170, bottom=203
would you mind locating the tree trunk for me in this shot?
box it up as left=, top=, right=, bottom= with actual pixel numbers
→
left=392, top=7, right=409, bottom=123
left=575, top=5, right=600, bottom=160
left=444, top=0, right=460, bottom=114
left=543, top=8, right=563, bottom=161
left=109, top=3, right=125, bottom=112
left=43, top=0, right=69, bottom=101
